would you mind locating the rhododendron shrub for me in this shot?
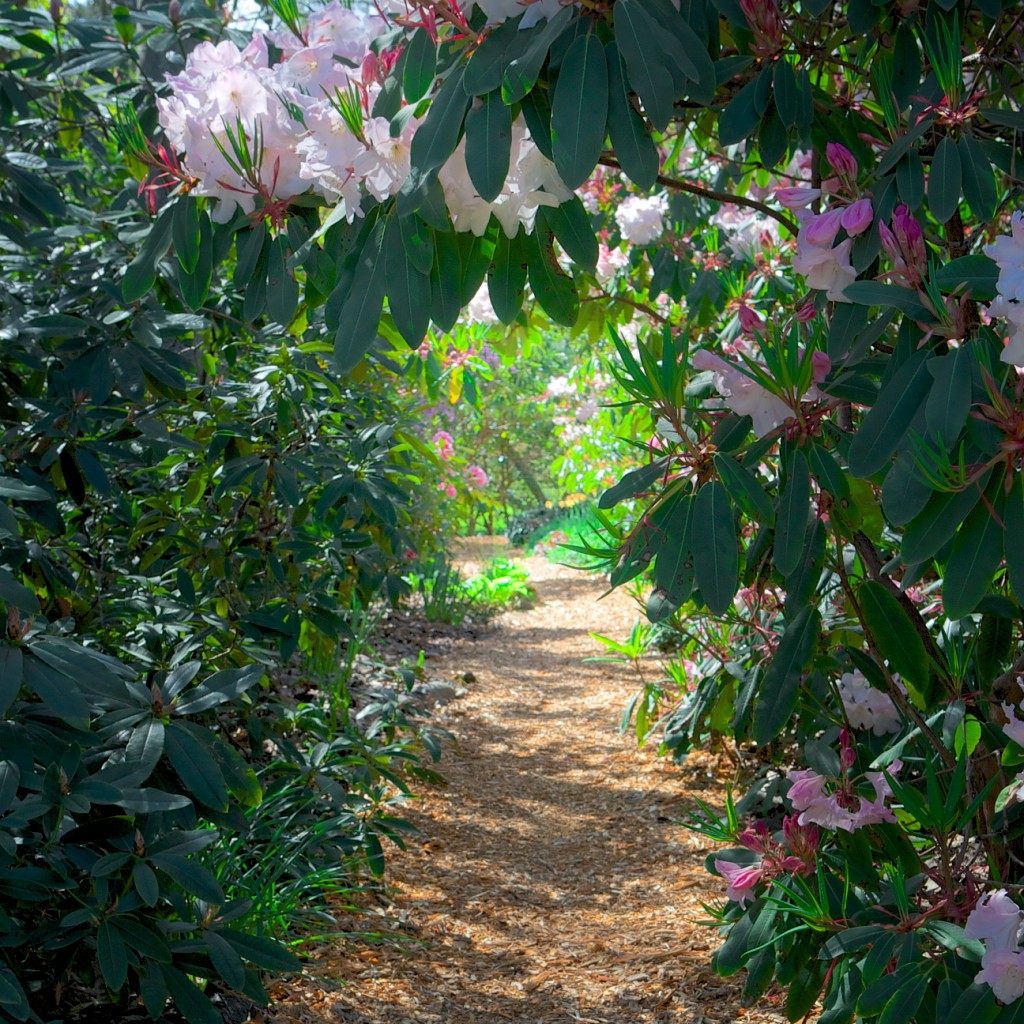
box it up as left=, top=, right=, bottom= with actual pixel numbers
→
left=104, top=0, right=1024, bottom=1018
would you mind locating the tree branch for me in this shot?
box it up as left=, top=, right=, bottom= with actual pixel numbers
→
left=599, top=153, right=800, bottom=235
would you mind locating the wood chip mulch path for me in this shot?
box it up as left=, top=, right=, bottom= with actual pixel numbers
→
left=268, top=539, right=791, bottom=1024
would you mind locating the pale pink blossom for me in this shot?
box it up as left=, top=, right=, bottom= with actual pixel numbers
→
left=966, top=890, right=1024, bottom=952
left=714, top=858, right=762, bottom=907
left=692, top=349, right=793, bottom=438
left=840, top=198, right=873, bottom=236
left=775, top=186, right=820, bottom=210
left=976, top=948, right=1024, bottom=1004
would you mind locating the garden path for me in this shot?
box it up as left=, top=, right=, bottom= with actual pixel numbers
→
left=271, top=540, right=789, bottom=1024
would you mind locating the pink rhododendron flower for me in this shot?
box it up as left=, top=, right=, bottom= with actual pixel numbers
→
left=466, top=466, right=489, bottom=489
left=840, top=198, right=873, bottom=236
left=976, top=948, right=1024, bottom=1004
left=826, top=142, right=858, bottom=179
left=738, top=305, right=765, bottom=334
left=775, top=186, right=820, bottom=209
left=802, top=208, right=844, bottom=247
left=691, top=350, right=794, bottom=438
left=786, top=761, right=902, bottom=832
left=714, top=858, right=763, bottom=907
left=966, top=890, right=1024, bottom=952
left=792, top=234, right=856, bottom=301
left=596, top=243, right=629, bottom=284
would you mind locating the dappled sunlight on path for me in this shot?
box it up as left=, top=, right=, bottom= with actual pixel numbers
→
left=272, top=541, right=789, bottom=1024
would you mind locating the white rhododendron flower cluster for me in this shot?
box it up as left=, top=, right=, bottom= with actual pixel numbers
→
left=614, top=194, right=668, bottom=245
left=158, top=2, right=572, bottom=232
left=985, top=212, right=1024, bottom=367
left=836, top=670, right=904, bottom=736
left=438, top=119, right=572, bottom=237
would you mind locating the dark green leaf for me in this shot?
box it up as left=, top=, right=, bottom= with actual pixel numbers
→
left=97, top=920, right=128, bottom=991
left=692, top=481, right=738, bottom=616
left=715, top=454, right=774, bottom=527
left=539, top=195, right=598, bottom=271
left=843, top=281, right=934, bottom=321
left=487, top=228, right=528, bottom=323
left=213, top=928, right=301, bottom=972
left=464, top=91, right=512, bottom=202
left=386, top=216, right=431, bottom=347
left=614, top=0, right=675, bottom=131
left=501, top=5, right=575, bottom=103
left=605, top=42, right=658, bottom=190
left=526, top=226, right=579, bottom=326
left=1005, top=474, right=1024, bottom=607
left=959, top=133, right=996, bottom=222
left=879, top=971, right=928, bottom=1024
left=848, top=349, right=933, bottom=477
left=176, top=212, right=213, bottom=312
left=409, top=66, right=470, bottom=180
left=926, top=345, right=972, bottom=442
left=943, top=476, right=1004, bottom=620
left=463, top=15, right=528, bottom=96
left=719, top=73, right=763, bottom=146
left=402, top=28, right=436, bottom=102
left=902, top=471, right=990, bottom=566
left=165, top=722, right=229, bottom=811
left=774, top=59, right=798, bottom=128
left=934, top=253, right=998, bottom=301
left=774, top=451, right=809, bottom=576
left=266, top=235, right=299, bottom=327
left=752, top=607, right=820, bottom=745
left=785, top=519, right=825, bottom=614
left=881, top=452, right=931, bottom=527
left=929, top=135, right=962, bottom=226
left=161, top=967, right=223, bottom=1024
left=550, top=30, right=608, bottom=189
left=171, top=197, right=201, bottom=275
left=150, top=852, right=224, bottom=904
left=857, top=581, right=929, bottom=691
left=599, top=460, right=669, bottom=509
left=333, top=216, right=387, bottom=374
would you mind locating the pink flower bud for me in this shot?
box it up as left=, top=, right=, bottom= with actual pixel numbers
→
left=794, top=302, right=817, bottom=322
left=878, top=220, right=899, bottom=262
left=803, top=208, right=844, bottom=247
left=738, top=305, right=765, bottom=334
left=361, top=50, right=380, bottom=84
left=840, top=198, right=873, bottom=236
left=826, top=142, right=858, bottom=179
left=811, top=351, right=831, bottom=384
left=840, top=728, right=857, bottom=770
left=50, top=0, right=63, bottom=23
left=775, top=186, right=821, bottom=210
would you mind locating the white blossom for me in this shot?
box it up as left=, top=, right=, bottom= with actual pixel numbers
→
left=615, top=194, right=668, bottom=245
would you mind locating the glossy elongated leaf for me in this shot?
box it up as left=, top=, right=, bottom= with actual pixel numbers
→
left=150, top=851, right=224, bottom=903
left=333, top=216, right=387, bottom=374
left=402, top=28, right=436, bottom=102
left=848, top=349, right=933, bottom=477
left=1004, top=474, right=1024, bottom=606
left=502, top=5, right=575, bottom=103
left=879, top=972, right=928, bottom=1024
left=463, top=15, right=528, bottom=95
left=881, top=452, right=931, bottom=527
left=539, top=195, right=598, bottom=270
left=266, top=235, right=298, bottom=327
left=171, top=197, right=201, bottom=274
left=526, top=226, right=579, bottom=325
left=123, top=719, right=165, bottom=786
left=213, top=927, right=302, bottom=971
left=857, top=581, right=929, bottom=691
left=173, top=664, right=263, bottom=715
left=858, top=970, right=918, bottom=1019
left=409, top=65, right=470, bottom=180
left=947, top=984, right=999, bottom=1024
left=774, top=59, right=798, bottom=128
left=843, top=281, right=933, bottom=320
left=165, top=722, right=229, bottom=811
left=692, top=481, right=738, bottom=616
left=774, top=452, right=810, bottom=575
left=958, top=133, right=996, bottom=222
left=110, top=919, right=172, bottom=964
left=718, top=74, right=763, bottom=146
left=650, top=493, right=696, bottom=616
left=551, top=30, right=608, bottom=189
left=785, top=519, right=826, bottom=614
left=943, top=479, right=1004, bottom=619
left=712, top=899, right=758, bottom=975
left=926, top=345, right=972, bottom=442
left=934, top=253, right=998, bottom=301
left=430, top=228, right=463, bottom=331
left=176, top=212, right=213, bottom=311
left=97, top=921, right=128, bottom=991
left=929, top=135, right=962, bottom=225
left=204, top=930, right=247, bottom=991
left=399, top=215, right=435, bottom=276
left=605, top=42, right=658, bottom=190
left=599, top=459, right=668, bottom=509
left=487, top=228, right=528, bottom=323
left=715, top=454, right=774, bottom=527
left=464, top=91, right=512, bottom=202
left=807, top=443, right=850, bottom=500
left=901, top=471, right=990, bottom=565
left=160, top=967, right=224, bottom=1024
left=896, top=151, right=924, bottom=210
left=0, top=568, right=36, bottom=613
left=520, top=85, right=554, bottom=159
left=0, top=646, right=21, bottom=718
left=614, top=0, right=674, bottom=131
left=122, top=203, right=174, bottom=302
left=386, top=214, right=431, bottom=346
left=752, top=607, right=820, bottom=745
left=22, top=653, right=90, bottom=725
